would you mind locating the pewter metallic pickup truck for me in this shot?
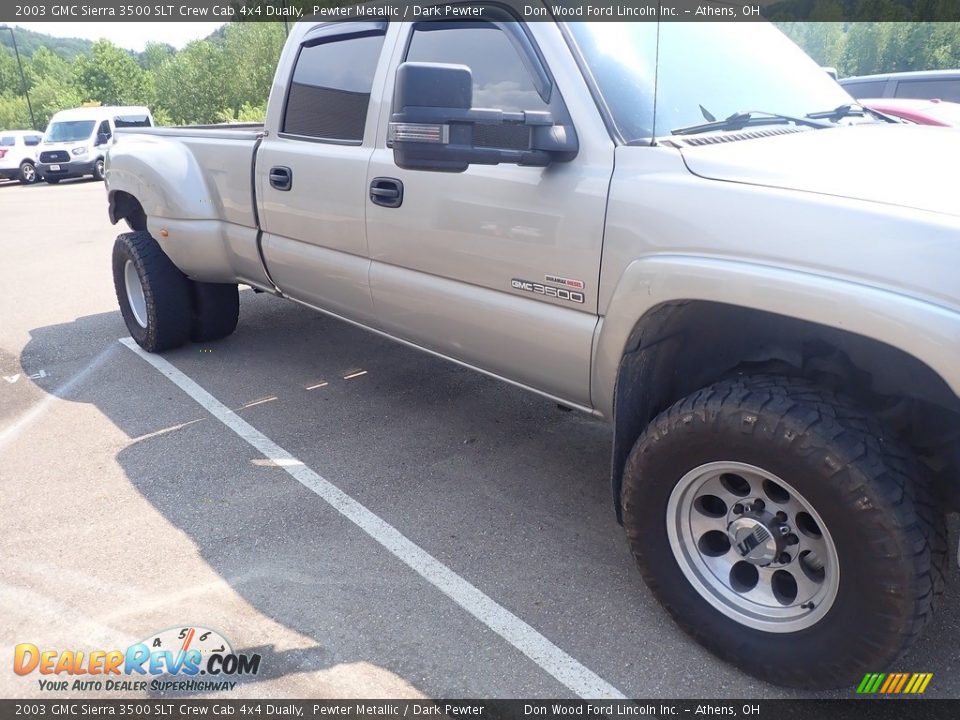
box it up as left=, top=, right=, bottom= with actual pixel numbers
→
left=105, top=13, right=960, bottom=689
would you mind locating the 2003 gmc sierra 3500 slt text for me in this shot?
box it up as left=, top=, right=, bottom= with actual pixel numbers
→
left=103, top=10, right=959, bottom=689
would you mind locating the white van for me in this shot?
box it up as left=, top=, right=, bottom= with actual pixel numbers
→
left=37, top=106, right=153, bottom=184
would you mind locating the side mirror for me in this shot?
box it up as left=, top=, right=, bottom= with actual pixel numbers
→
left=95, top=133, right=110, bottom=146
left=388, top=62, right=577, bottom=173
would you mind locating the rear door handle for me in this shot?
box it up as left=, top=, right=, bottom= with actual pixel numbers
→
left=269, top=166, right=292, bottom=191
left=370, top=177, right=403, bottom=208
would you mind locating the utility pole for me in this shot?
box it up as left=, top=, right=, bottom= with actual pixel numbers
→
left=3, top=25, right=37, bottom=130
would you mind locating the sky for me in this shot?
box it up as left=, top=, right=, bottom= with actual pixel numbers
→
left=12, top=22, right=226, bottom=52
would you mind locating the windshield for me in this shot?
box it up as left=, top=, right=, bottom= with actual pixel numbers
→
left=45, top=120, right=97, bottom=143
left=568, top=22, right=855, bottom=143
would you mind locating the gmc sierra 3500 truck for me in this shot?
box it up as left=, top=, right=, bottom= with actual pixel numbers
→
left=105, top=12, right=959, bottom=689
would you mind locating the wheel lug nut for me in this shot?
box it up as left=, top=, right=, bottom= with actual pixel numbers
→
left=753, top=499, right=765, bottom=511
left=733, top=503, right=744, bottom=515
left=785, top=533, right=799, bottom=546
left=775, top=511, right=787, bottom=522
left=778, top=552, right=791, bottom=564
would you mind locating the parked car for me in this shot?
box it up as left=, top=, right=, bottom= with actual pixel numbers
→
left=37, top=106, right=153, bottom=184
left=860, top=97, right=960, bottom=127
left=840, top=69, right=960, bottom=103
left=105, top=14, right=959, bottom=690
left=0, top=130, right=42, bottom=184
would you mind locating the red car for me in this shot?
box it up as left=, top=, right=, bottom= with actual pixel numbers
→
left=860, top=97, right=960, bottom=126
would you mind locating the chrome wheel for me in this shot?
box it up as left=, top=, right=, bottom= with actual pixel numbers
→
left=123, top=259, right=148, bottom=329
left=20, top=163, right=36, bottom=183
left=667, top=461, right=840, bottom=632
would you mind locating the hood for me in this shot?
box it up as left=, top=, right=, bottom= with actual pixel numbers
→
left=678, top=124, right=958, bottom=218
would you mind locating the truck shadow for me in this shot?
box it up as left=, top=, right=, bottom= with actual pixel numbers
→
left=14, top=293, right=959, bottom=698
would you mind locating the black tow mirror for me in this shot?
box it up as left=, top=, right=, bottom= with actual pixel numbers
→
left=389, top=62, right=577, bottom=173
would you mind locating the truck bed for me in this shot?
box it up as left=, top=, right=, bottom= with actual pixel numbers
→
left=113, top=124, right=263, bottom=230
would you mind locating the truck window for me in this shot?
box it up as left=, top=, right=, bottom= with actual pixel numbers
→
left=840, top=80, right=888, bottom=98
left=282, top=32, right=386, bottom=143
left=25, top=135, right=41, bottom=146
left=115, top=115, right=152, bottom=128
left=893, top=78, right=960, bottom=103
left=98, top=120, right=112, bottom=140
left=405, top=22, right=548, bottom=150
left=405, top=23, right=548, bottom=114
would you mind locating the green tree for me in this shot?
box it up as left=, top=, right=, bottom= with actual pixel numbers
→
left=152, top=40, right=229, bottom=124
left=73, top=39, right=147, bottom=106
left=0, top=47, right=21, bottom=94
left=221, top=22, right=285, bottom=116
left=0, top=94, right=30, bottom=130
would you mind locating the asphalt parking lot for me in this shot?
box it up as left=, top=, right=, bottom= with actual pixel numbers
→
left=2, top=178, right=960, bottom=700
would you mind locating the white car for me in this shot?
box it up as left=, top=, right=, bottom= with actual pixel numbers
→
left=0, top=130, right=42, bottom=184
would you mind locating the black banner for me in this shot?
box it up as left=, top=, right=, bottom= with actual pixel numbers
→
left=0, top=700, right=958, bottom=720
left=3, top=0, right=960, bottom=23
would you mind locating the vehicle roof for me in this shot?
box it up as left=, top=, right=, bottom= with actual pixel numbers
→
left=48, top=106, right=152, bottom=122
left=840, top=69, right=960, bottom=83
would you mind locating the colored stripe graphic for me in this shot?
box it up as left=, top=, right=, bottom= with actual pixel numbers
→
left=857, top=672, right=932, bottom=694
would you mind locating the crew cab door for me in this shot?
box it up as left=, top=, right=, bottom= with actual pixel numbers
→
left=257, top=22, right=395, bottom=325
left=365, top=18, right=613, bottom=408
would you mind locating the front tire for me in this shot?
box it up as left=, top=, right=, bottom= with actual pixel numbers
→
left=112, top=231, right=192, bottom=352
left=45, top=177, right=60, bottom=185
left=19, top=161, right=37, bottom=184
left=93, top=158, right=105, bottom=181
left=621, top=375, right=946, bottom=689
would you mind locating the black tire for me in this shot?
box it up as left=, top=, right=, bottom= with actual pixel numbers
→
left=93, top=158, right=105, bottom=181
left=112, top=231, right=192, bottom=352
left=621, top=375, right=947, bottom=689
left=190, top=282, right=239, bottom=342
left=19, top=161, right=37, bottom=185
left=45, top=177, right=60, bottom=185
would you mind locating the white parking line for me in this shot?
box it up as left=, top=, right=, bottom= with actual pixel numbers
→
left=119, top=337, right=626, bottom=699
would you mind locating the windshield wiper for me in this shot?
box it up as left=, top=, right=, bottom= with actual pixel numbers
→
left=806, top=103, right=899, bottom=123
left=671, top=110, right=832, bottom=136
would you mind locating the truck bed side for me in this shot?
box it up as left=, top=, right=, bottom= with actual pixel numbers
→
left=106, top=125, right=271, bottom=288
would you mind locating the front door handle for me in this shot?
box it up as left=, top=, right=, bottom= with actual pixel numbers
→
left=269, top=166, right=292, bottom=191
left=370, top=177, right=403, bottom=208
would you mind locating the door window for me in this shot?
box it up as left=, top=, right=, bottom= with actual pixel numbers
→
left=405, top=23, right=548, bottom=114
left=405, top=22, right=549, bottom=149
left=283, top=31, right=386, bottom=142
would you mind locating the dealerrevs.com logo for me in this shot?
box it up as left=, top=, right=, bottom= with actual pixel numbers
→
left=13, top=626, right=261, bottom=693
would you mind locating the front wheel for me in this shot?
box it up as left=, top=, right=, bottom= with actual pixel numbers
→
left=45, top=177, right=60, bottom=185
left=19, top=162, right=37, bottom=184
left=93, top=158, right=105, bottom=181
left=621, top=375, right=946, bottom=689
left=112, top=231, right=192, bottom=352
